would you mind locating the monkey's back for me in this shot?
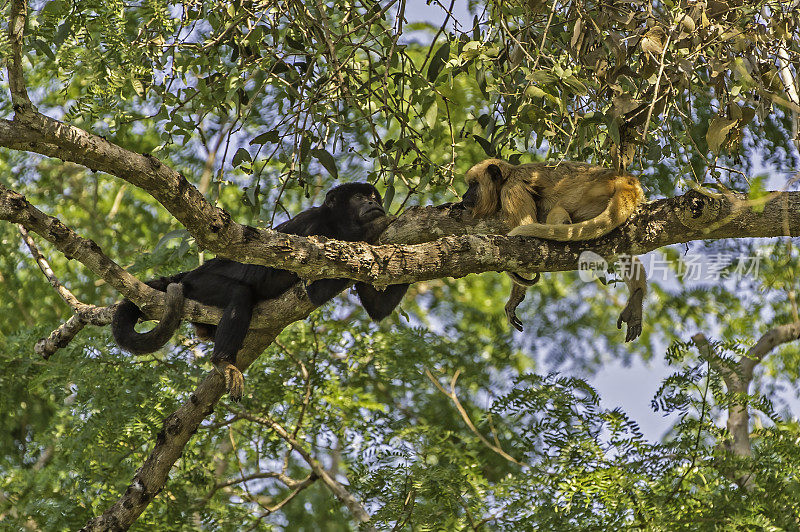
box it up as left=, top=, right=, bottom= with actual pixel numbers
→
left=512, top=162, right=622, bottom=223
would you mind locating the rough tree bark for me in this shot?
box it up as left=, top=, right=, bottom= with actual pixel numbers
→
left=3, top=0, right=799, bottom=527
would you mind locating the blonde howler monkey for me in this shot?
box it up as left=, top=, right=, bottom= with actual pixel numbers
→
left=461, top=158, right=646, bottom=341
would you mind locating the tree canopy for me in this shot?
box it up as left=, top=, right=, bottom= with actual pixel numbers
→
left=1, top=0, right=799, bottom=529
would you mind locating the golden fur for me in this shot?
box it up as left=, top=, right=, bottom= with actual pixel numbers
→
left=464, top=158, right=645, bottom=239
left=462, top=158, right=647, bottom=341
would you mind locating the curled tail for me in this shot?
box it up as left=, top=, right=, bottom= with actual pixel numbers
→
left=508, top=176, right=644, bottom=241
left=112, top=282, right=185, bottom=354
left=506, top=271, right=540, bottom=286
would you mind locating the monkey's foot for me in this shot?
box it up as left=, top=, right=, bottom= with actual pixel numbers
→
left=215, top=361, right=244, bottom=401
left=617, top=288, right=644, bottom=342
left=504, top=283, right=528, bottom=332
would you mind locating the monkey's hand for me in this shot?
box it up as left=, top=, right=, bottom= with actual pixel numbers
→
left=215, top=361, right=244, bottom=401
left=617, top=288, right=644, bottom=342
left=504, top=283, right=528, bottom=332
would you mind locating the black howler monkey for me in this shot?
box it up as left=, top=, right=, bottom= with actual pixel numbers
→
left=112, top=183, right=408, bottom=399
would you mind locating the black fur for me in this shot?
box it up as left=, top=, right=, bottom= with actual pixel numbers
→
left=461, top=181, right=480, bottom=209
left=112, top=282, right=185, bottom=354
left=112, top=183, right=409, bottom=367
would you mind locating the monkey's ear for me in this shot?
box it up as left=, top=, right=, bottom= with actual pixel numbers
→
left=487, top=164, right=505, bottom=183
left=323, top=190, right=337, bottom=208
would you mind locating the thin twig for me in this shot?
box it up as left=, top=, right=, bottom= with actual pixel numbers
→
left=425, top=369, right=526, bottom=467
left=227, top=405, right=375, bottom=528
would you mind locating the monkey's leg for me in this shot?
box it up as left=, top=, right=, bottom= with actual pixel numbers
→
left=504, top=282, right=528, bottom=332
left=211, top=287, right=255, bottom=401
left=304, top=278, right=352, bottom=306
left=545, top=205, right=571, bottom=224
left=616, top=256, right=646, bottom=342
left=502, top=205, right=570, bottom=332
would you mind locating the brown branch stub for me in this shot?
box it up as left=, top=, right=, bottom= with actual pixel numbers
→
left=35, top=315, right=86, bottom=359
left=35, top=305, right=114, bottom=359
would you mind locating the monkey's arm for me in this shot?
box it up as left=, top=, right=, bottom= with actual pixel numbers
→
left=354, top=282, right=409, bottom=321
left=616, top=256, right=646, bottom=342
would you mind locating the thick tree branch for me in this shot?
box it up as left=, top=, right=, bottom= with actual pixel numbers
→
left=2, top=116, right=798, bottom=286
left=0, top=117, right=231, bottom=241
left=0, top=182, right=197, bottom=318
left=3, top=178, right=800, bottom=293
left=35, top=315, right=88, bottom=359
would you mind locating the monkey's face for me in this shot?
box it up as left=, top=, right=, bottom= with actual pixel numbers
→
left=349, top=191, right=385, bottom=223
left=325, top=184, right=385, bottom=223
left=462, top=160, right=505, bottom=218
left=461, top=180, right=480, bottom=209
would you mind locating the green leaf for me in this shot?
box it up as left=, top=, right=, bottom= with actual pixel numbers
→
left=250, top=130, right=280, bottom=145
left=54, top=19, right=73, bottom=47
left=300, top=136, right=310, bottom=161
left=706, top=116, right=737, bottom=154
left=383, top=181, right=395, bottom=212
left=32, top=39, right=56, bottom=60
left=154, top=229, right=189, bottom=252
left=473, top=135, right=495, bottom=157
left=311, top=148, right=338, bottom=178
left=647, top=143, right=661, bottom=161
left=285, top=36, right=305, bottom=51
left=525, top=86, right=547, bottom=99
left=748, top=175, right=769, bottom=213
left=232, top=147, right=252, bottom=167
left=425, top=100, right=439, bottom=129
left=131, top=78, right=145, bottom=97
left=427, top=41, right=450, bottom=82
